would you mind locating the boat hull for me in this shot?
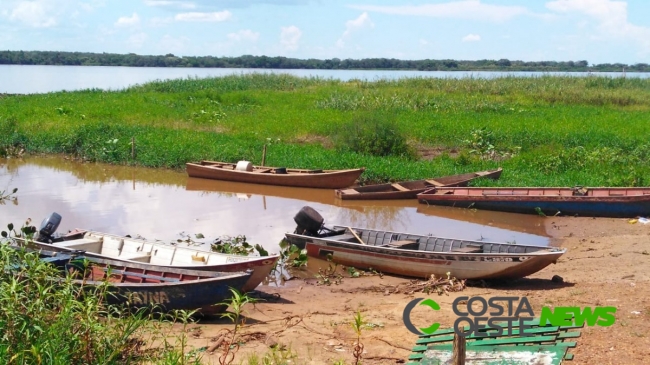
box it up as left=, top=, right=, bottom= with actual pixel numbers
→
left=417, top=187, right=650, bottom=218
left=187, top=161, right=364, bottom=189
left=23, top=232, right=278, bottom=292
left=40, top=252, right=251, bottom=315
left=285, top=226, right=565, bottom=280
left=335, top=168, right=502, bottom=200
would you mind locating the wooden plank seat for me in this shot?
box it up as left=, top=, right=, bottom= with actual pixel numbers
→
left=382, top=240, right=420, bottom=249
left=339, top=189, right=359, bottom=195
left=391, top=183, right=410, bottom=192
left=425, top=179, right=445, bottom=187
left=256, top=168, right=273, bottom=173
left=451, top=246, right=483, bottom=253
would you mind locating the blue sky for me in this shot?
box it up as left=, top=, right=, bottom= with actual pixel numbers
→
left=1, top=0, right=649, bottom=65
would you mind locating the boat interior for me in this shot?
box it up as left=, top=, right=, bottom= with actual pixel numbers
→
left=53, top=232, right=247, bottom=266
left=327, top=226, right=556, bottom=254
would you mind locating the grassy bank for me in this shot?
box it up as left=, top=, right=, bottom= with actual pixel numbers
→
left=2, top=74, right=650, bottom=186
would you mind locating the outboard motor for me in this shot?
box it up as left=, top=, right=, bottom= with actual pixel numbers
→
left=293, top=206, right=324, bottom=236
left=37, top=212, right=62, bottom=243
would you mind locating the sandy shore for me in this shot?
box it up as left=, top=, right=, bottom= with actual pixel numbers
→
left=175, top=216, right=650, bottom=365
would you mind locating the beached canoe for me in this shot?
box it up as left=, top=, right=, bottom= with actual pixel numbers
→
left=417, top=186, right=650, bottom=218
left=285, top=206, right=566, bottom=280
left=23, top=213, right=278, bottom=292
left=186, top=160, right=364, bottom=189
left=35, top=250, right=251, bottom=314
left=335, top=168, right=502, bottom=200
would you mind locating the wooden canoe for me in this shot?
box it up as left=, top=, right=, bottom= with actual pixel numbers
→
left=284, top=225, right=565, bottom=280
left=186, top=160, right=364, bottom=189
left=335, top=168, right=502, bottom=200
left=417, top=186, right=650, bottom=218
left=36, top=250, right=251, bottom=315
left=25, top=229, right=278, bottom=292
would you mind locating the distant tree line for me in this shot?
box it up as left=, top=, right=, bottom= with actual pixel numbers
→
left=0, top=50, right=647, bottom=72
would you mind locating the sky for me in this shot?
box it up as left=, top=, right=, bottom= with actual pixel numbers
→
left=0, top=0, right=649, bottom=65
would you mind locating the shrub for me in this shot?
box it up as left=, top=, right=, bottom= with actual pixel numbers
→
left=333, top=113, right=415, bottom=159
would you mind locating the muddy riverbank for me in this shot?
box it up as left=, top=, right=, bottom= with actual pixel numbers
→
left=176, top=216, right=650, bottom=365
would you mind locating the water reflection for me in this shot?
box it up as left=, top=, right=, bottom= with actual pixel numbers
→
left=1, top=156, right=549, bottom=254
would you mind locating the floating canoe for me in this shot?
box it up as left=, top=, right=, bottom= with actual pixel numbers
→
left=335, top=168, right=502, bottom=200
left=286, top=206, right=566, bottom=280
left=22, top=212, right=278, bottom=292
left=36, top=250, right=251, bottom=315
left=417, top=186, right=650, bottom=218
left=186, top=160, right=364, bottom=189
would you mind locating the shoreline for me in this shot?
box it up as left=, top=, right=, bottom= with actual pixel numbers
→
left=173, top=215, right=649, bottom=364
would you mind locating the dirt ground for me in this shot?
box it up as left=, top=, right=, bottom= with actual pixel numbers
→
left=176, top=216, right=650, bottom=365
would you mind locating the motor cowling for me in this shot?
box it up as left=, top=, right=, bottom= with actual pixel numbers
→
left=38, top=212, right=62, bottom=243
left=293, top=206, right=324, bottom=236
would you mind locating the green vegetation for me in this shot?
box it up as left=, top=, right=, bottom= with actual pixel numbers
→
left=1, top=50, right=647, bottom=72
left=2, top=73, right=650, bottom=186
left=0, top=241, right=205, bottom=364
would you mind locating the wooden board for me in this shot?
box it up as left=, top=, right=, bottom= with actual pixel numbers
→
left=407, top=317, right=583, bottom=365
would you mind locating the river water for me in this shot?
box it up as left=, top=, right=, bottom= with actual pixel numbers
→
left=1, top=64, right=647, bottom=94
left=0, top=156, right=549, bottom=253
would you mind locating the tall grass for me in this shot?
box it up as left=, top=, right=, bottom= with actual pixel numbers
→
left=0, top=241, right=206, bottom=364
left=2, top=74, right=650, bottom=186
left=0, top=245, right=146, bottom=364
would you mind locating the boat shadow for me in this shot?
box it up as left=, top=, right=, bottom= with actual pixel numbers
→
left=469, top=277, right=575, bottom=291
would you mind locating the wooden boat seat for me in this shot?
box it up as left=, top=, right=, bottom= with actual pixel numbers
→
left=426, top=179, right=445, bottom=187
left=451, top=246, right=483, bottom=253
left=308, top=169, right=324, bottom=173
left=382, top=240, right=419, bottom=249
left=256, top=168, right=273, bottom=173
left=339, top=189, right=359, bottom=195
left=391, top=183, right=410, bottom=192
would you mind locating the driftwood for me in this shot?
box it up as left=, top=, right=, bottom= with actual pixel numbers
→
left=384, top=273, right=466, bottom=295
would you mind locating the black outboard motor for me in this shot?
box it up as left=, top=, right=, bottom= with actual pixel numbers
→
left=293, top=206, right=324, bottom=236
left=37, top=212, right=62, bottom=243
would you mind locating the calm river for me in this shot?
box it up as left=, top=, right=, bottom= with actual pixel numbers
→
left=0, top=156, right=549, bottom=254
left=1, top=64, right=647, bottom=94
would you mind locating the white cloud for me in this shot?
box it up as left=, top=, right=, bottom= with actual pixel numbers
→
left=115, top=13, right=140, bottom=27
left=546, top=0, right=650, bottom=56
left=280, top=25, right=301, bottom=51
left=144, top=0, right=196, bottom=9
left=227, top=29, right=260, bottom=42
left=9, top=1, right=57, bottom=28
left=349, top=0, right=530, bottom=23
left=175, top=11, right=231, bottom=22
left=462, top=33, right=481, bottom=42
left=342, top=12, right=374, bottom=38
left=337, top=12, right=374, bottom=48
